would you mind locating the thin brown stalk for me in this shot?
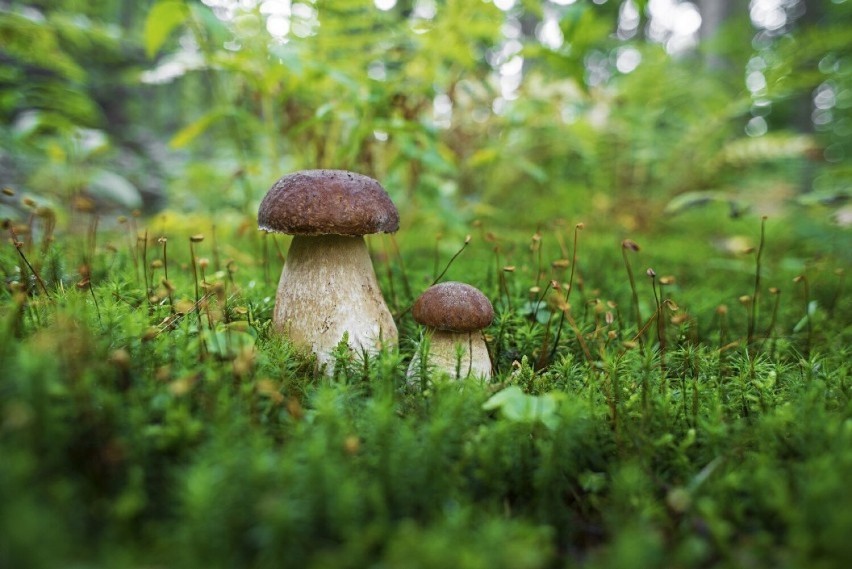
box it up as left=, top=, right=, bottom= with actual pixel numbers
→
left=160, top=237, right=174, bottom=315
left=431, top=234, right=471, bottom=286
left=549, top=223, right=583, bottom=360
left=621, top=239, right=643, bottom=347
left=747, top=217, right=767, bottom=350
left=794, top=275, right=812, bottom=358
left=10, top=233, right=49, bottom=296
left=399, top=235, right=472, bottom=320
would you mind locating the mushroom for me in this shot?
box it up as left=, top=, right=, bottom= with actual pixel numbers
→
left=258, top=169, right=399, bottom=372
left=407, top=281, right=494, bottom=381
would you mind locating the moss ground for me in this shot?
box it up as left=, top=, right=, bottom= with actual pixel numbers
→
left=1, top=206, right=850, bottom=568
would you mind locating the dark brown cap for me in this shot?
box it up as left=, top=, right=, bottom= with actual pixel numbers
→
left=258, top=169, right=399, bottom=236
left=412, top=282, right=494, bottom=332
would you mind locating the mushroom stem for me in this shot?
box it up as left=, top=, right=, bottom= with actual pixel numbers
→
left=408, top=329, right=492, bottom=381
left=273, top=234, right=398, bottom=372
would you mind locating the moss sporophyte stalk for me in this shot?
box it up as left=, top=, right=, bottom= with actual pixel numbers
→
left=1, top=200, right=850, bottom=568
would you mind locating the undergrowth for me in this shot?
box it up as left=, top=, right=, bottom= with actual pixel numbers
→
left=1, top=206, right=850, bottom=569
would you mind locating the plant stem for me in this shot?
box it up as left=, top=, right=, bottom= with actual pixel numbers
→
left=748, top=217, right=767, bottom=351
left=431, top=234, right=471, bottom=286
left=549, top=223, right=583, bottom=361
left=9, top=227, right=49, bottom=296
left=794, top=275, right=812, bottom=358
left=622, top=239, right=643, bottom=347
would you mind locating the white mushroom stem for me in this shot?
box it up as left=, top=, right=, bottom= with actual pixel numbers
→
left=407, top=330, right=492, bottom=381
left=273, top=234, right=398, bottom=372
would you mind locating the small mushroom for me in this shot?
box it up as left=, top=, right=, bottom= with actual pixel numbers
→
left=408, top=281, right=494, bottom=381
left=258, top=169, right=399, bottom=372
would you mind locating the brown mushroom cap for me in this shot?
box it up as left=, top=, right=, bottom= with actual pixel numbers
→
left=412, top=282, right=494, bottom=332
left=258, top=169, right=399, bottom=236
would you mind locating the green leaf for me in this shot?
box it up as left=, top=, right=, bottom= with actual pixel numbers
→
left=204, top=328, right=256, bottom=360
left=467, top=147, right=499, bottom=169
left=793, top=301, right=819, bottom=333
left=87, top=169, right=142, bottom=209
left=519, top=300, right=553, bottom=324
left=560, top=5, right=612, bottom=50
left=483, top=386, right=527, bottom=414
left=315, top=103, right=334, bottom=119
left=664, top=191, right=718, bottom=213
left=483, top=387, right=563, bottom=430
left=144, top=0, right=188, bottom=59
left=796, top=190, right=850, bottom=207
left=169, top=109, right=227, bottom=148
left=189, top=1, right=232, bottom=47
left=518, top=158, right=549, bottom=184
left=0, top=11, right=86, bottom=82
left=719, top=133, right=816, bottom=166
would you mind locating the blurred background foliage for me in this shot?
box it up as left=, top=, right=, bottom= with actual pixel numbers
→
left=1, top=0, right=850, bottom=232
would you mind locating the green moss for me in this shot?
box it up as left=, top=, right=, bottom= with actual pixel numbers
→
left=1, top=209, right=850, bottom=568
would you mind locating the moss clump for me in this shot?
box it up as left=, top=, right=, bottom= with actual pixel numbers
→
left=1, top=212, right=850, bottom=568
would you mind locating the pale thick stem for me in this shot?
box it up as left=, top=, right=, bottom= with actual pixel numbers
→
left=273, top=235, right=397, bottom=372
left=407, top=329, right=492, bottom=381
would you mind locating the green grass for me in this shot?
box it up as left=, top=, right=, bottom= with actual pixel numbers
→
left=1, top=205, right=850, bottom=568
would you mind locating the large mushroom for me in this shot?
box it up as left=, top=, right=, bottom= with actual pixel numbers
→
left=408, top=281, right=494, bottom=381
left=258, top=169, right=399, bottom=372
